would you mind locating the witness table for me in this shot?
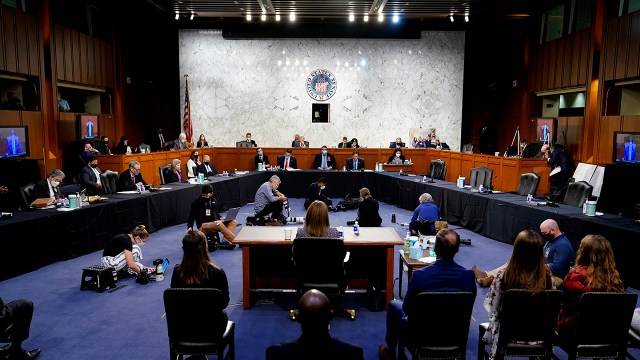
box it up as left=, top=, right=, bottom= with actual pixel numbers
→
left=233, top=226, right=403, bottom=309
left=397, top=249, right=431, bottom=299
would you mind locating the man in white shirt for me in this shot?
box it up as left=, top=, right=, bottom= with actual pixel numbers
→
left=80, top=155, right=103, bottom=195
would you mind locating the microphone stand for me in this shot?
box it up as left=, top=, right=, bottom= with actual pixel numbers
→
left=508, top=126, right=521, bottom=157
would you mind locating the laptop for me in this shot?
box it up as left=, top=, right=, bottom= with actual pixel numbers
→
left=223, top=207, right=241, bottom=222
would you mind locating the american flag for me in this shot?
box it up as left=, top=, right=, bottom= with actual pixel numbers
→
left=182, top=75, right=193, bottom=143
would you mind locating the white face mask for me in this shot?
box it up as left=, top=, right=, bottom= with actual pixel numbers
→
left=396, top=153, right=401, bottom=157
left=320, top=185, right=325, bottom=190
left=50, top=180, right=60, bottom=187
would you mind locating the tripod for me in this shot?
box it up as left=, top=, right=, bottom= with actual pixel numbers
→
left=508, top=126, right=521, bottom=157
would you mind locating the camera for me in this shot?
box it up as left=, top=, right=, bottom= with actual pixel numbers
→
left=136, top=268, right=150, bottom=285
left=284, top=216, right=305, bottom=224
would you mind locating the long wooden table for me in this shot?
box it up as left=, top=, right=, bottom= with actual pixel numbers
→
left=233, top=226, right=403, bottom=309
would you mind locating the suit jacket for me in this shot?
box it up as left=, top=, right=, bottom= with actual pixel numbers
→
left=277, top=155, right=298, bottom=169
left=79, top=165, right=103, bottom=195
left=387, top=155, right=406, bottom=164
left=304, top=182, right=331, bottom=207
left=93, top=142, right=112, bottom=155
left=117, top=170, right=147, bottom=191
left=196, top=163, right=218, bottom=176
left=548, top=148, right=574, bottom=173
left=163, top=169, right=183, bottom=184
left=313, top=153, right=336, bottom=169
left=357, top=198, right=382, bottom=227
left=255, top=154, right=270, bottom=169
left=346, top=158, right=365, bottom=170
left=33, top=179, right=64, bottom=199
left=292, top=141, right=309, bottom=148
left=266, top=334, right=364, bottom=360
left=337, top=142, right=351, bottom=148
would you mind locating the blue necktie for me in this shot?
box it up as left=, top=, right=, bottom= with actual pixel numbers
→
left=321, top=155, right=327, bottom=169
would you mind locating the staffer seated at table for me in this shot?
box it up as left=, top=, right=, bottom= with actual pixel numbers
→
left=313, top=146, right=336, bottom=170
left=187, top=184, right=237, bottom=244
left=387, top=149, right=406, bottom=164
left=390, top=137, right=405, bottom=148
left=101, top=225, right=154, bottom=275
left=277, top=149, right=298, bottom=170
left=255, top=147, right=271, bottom=169
left=253, top=175, right=287, bottom=225
left=164, top=159, right=184, bottom=184
left=117, top=160, right=147, bottom=191
left=350, top=138, right=360, bottom=148
left=79, top=154, right=103, bottom=195
left=356, top=187, right=382, bottom=227
left=338, top=136, right=351, bottom=148
left=303, top=177, right=333, bottom=209
left=80, top=142, right=100, bottom=163
left=196, top=134, right=209, bottom=148
left=33, top=169, right=65, bottom=203
left=346, top=151, right=365, bottom=171
left=186, top=150, right=200, bottom=179
left=196, top=154, right=217, bottom=177
left=117, top=135, right=133, bottom=154
left=293, top=135, right=309, bottom=148
left=409, top=193, right=439, bottom=235
left=433, top=139, right=450, bottom=150
left=94, top=136, right=112, bottom=155
left=296, top=201, right=339, bottom=238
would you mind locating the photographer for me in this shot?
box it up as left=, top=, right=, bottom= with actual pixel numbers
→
left=303, top=177, right=333, bottom=209
left=101, top=225, right=154, bottom=275
left=254, top=175, right=287, bottom=226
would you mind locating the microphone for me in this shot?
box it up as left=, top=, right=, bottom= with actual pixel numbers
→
left=545, top=179, right=573, bottom=206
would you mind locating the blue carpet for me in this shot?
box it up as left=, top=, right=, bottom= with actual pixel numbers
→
left=1, top=197, right=638, bottom=359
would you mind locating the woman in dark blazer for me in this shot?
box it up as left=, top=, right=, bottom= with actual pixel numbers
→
left=164, top=159, right=184, bottom=183
left=387, top=149, right=406, bottom=164
left=356, top=187, right=382, bottom=227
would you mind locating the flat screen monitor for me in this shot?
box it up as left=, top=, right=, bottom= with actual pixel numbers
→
left=613, top=131, right=640, bottom=164
left=535, top=117, right=557, bottom=144
left=0, top=126, right=29, bottom=159
left=77, top=114, right=99, bottom=140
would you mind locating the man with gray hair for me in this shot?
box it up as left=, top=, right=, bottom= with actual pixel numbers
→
left=33, top=169, right=65, bottom=202
left=409, top=192, right=440, bottom=235
left=175, top=132, right=189, bottom=149
left=117, top=160, right=147, bottom=191
left=252, top=175, right=287, bottom=226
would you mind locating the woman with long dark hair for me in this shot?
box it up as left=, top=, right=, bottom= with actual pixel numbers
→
left=296, top=200, right=339, bottom=237
left=186, top=150, right=200, bottom=178
left=196, top=134, right=208, bottom=148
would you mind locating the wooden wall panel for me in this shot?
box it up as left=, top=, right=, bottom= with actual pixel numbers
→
left=79, top=32, right=88, bottom=84
left=105, top=43, right=114, bottom=88
left=615, top=16, right=630, bottom=80
left=54, top=25, right=65, bottom=80
left=86, top=35, right=95, bottom=85
left=579, top=32, right=590, bottom=86
left=542, top=44, right=552, bottom=89
left=603, top=20, right=617, bottom=81
left=63, top=28, right=72, bottom=80
left=93, top=40, right=101, bottom=87
left=0, top=110, right=20, bottom=125
left=628, top=14, right=640, bottom=79
left=14, top=10, right=28, bottom=75
left=570, top=33, right=581, bottom=85
left=554, top=38, right=565, bottom=89
left=557, top=116, right=584, bottom=163
left=3, top=6, right=17, bottom=73
left=20, top=111, right=43, bottom=160
left=71, top=31, right=80, bottom=83
left=562, top=36, right=572, bottom=88
left=0, top=6, right=5, bottom=70
left=26, top=14, right=39, bottom=76
left=597, top=116, right=623, bottom=164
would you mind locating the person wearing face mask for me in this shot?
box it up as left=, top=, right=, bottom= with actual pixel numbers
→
left=101, top=225, right=154, bottom=275
left=338, top=136, right=351, bottom=148
left=245, top=132, right=257, bottom=147
left=303, top=177, right=333, bottom=209
left=196, top=154, right=218, bottom=177
left=33, top=169, right=65, bottom=202
left=277, top=149, right=298, bottom=170
left=253, top=175, right=287, bottom=225
left=254, top=147, right=271, bottom=170
left=312, top=145, right=336, bottom=170
left=187, top=184, right=237, bottom=246
left=94, top=136, right=112, bottom=155
left=387, top=149, right=406, bottom=164
left=186, top=150, right=201, bottom=179
left=79, top=154, right=104, bottom=195
left=472, top=218, right=575, bottom=287
left=117, top=160, right=147, bottom=191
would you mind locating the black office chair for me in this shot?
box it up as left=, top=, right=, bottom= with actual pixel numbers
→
left=192, top=166, right=198, bottom=177
left=163, top=288, right=235, bottom=360
left=290, top=237, right=355, bottom=320
left=390, top=142, right=405, bottom=148
left=138, top=143, right=151, bottom=153
left=479, top=289, right=561, bottom=360
left=99, top=170, right=119, bottom=194
left=554, top=292, right=637, bottom=360
left=516, top=172, right=541, bottom=196
left=562, top=181, right=593, bottom=207
left=398, top=292, right=475, bottom=360
left=159, top=164, right=172, bottom=185
left=19, top=183, right=35, bottom=209
left=462, top=143, right=474, bottom=153
left=428, top=159, right=447, bottom=180
left=469, top=167, right=493, bottom=189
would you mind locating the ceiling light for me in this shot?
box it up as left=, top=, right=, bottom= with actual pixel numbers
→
left=349, top=13, right=355, bottom=22
left=261, top=13, right=266, bottom=21
left=246, top=13, right=252, bottom=21
left=465, top=15, right=469, bottom=22
left=275, top=13, right=281, bottom=21
left=378, top=13, right=383, bottom=22
left=449, top=15, right=454, bottom=22
left=392, top=14, right=399, bottom=23
left=364, top=15, right=369, bottom=22
left=175, top=12, right=179, bottom=20
left=289, top=12, right=296, bottom=21
left=190, top=13, right=195, bottom=20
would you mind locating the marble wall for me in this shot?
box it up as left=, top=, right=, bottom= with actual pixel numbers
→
left=179, top=30, right=464, bottom=150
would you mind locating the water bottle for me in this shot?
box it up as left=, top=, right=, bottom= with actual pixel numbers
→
left=375, top=162, right=379, bottom=171
left=479, top=184, right=485, bottom=193
left=353, top=221, right=359, bottom=236
left=582, top=198, right=588, bottom=214
left=338, top=226, right=344, bottom=239
left=404, top=231, right=411, bottom=254
left=422, top=175, right=427, bottom=182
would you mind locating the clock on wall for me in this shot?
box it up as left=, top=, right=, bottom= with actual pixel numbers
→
left=305, top=69, right=337, bottom=101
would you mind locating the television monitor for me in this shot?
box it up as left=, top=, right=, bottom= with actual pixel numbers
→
left=0, top=126, right=29, bottom=159
left=535, top=117, right=557, bottom=144
left=77, top=114, right=99, bottom=140
left=613, top=131, right=640, bottom=164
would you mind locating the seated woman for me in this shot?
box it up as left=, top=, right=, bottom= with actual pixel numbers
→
left=164, top=159, right=183, bottom=183
left=186, top=150, right=200, bottom=179
left=196, top=134, right=209, bottom=148
left=101, top=225, right=154, bottom=275
left=387, top=149, right=406, bottom=164
left=557, top=235, right=624, bottom=338
left=409, top=193, right=439, bottom=235
left=296, top=200, right=339, bottom=238
left=356, top=187, right=382, bottom=227
left=483, top=230, right=554, bottom=359
left=350, top=138, right=360, bottom=148
left=171, top=230, right=230, bottom=337
left=117, top=135, right=133, bottom=154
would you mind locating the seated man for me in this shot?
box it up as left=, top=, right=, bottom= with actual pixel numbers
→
left=390, top=137, right=405, bottom=148
left=33, top=169, right=65, bottom=203
left=117, top=160, right=147, bottom=191
left=80, top=142, right=100, bottom=163
left=0, top=297, right=41, bottom=360
left=187, top=184, right=237, bottom=247
left=174, top=133, right=190, bottom=149
left=293, top=135, right=309, bottom=148
left=378, top=229, right=476, bottom=360
left=346, top=151, right=364, bottom=171
left=337, top=136, right=350, bottom=148
left=196, top=154, right=218, bottom=177
left=313, top=146, right=336, bottom=170
left=304, top=177, right=333, bottom=209
left=254, top=147, right=271, bottom=170
left=244, top=132, right=257, bottom=147
left=473, top=218, right=574, bottom=287
left=253, top=175, right=287, bottom=225
left=434, top=139, right=449, bottom=150
left=79, top=154, right=103, bottom=195
left=277, top=149, right=298, bottom=170
left=266, top=289, right=364, bottom=360
left=93, top=136, right=112, bottom=155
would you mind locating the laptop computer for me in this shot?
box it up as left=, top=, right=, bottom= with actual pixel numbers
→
left=223, top=207, right=241, bottom=222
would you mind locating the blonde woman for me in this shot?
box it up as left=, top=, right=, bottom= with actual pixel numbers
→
left=164, top=158, right=183, bottom=183
left=101, top=225, right=153, bottom=275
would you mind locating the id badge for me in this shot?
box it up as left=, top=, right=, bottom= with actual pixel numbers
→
left=206, top=209, right=211, bottom=217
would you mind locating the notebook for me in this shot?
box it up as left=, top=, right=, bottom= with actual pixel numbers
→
left=223, top=207, right=240, bottom=222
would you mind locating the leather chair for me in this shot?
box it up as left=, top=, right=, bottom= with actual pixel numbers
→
left=562, top=181, right=593, bottom=207
left=469, top=167, right=493, bottom=189
left=462, top=143, right=474, bottom=153
left=554, top=292, right=637, bottom=360
left=399, top=291, right=475, bottom=360
left=163, top=288, right=235, bottom=360
left=99, top=170, right=119, bottom=194
left=628, top=320, right=640, bottom=360
left=159, top=164, right=172, bottom=185
left=516, top=172, right=541, bottom=196
left=19, top=183, right=35, bottom=209
left=290, top=237, right=355, bottom=320
left=479, top=289, right=561, bottom=360
left=428, top=159, right=447, bottom=180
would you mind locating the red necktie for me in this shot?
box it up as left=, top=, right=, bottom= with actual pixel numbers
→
left=285, top=158, right=289, bottom=169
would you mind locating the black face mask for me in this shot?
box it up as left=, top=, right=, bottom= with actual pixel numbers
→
left=542, top=233, right=555, bottom=243
left=90, top=163, right=98, bottom=168
left=204, top=162, right=210, bottom=166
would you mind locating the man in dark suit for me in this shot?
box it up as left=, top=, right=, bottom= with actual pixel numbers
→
left=93, top=136, right=112, bottom=155
left=337, top=136, right=350, bottom=148
left=254, top=147, right=270, bottom=169
left=152, top=128, right=167, bottom=152
left=117, top=160, right=147, bottom=191
left=277, top=149, right=298, bottom=170
left=0, top=297, right=41, bottom=360
left=378, top=229, right=477, bottom=360
left=79, top=155, right=103, bottom=195
left=303, top=177, right=332, bottom=209
left=313, top=146, right=336, bottom=170
left=266, top=289, right=364, bottom=360
left=245, top=132, right=257, bottom=147
left=292, top=135, right=309, bottom=148
left=346, top=151, right=365, bottom=171
left=33, top=169, right=65, bottom=203
left=196, top=154, right=217, bottom=176
left=542, top=144, right=574, bottom=193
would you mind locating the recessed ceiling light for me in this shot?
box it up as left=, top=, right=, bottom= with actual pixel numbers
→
left=392, top=14, right=399, bottom=23
left=465, top=15, right=469, bottom=22
left=290, top=12, right=296, bottom=21
left=449, top=14, right=454, bottom=22
left=363, top=15, right=369, bottom=22
left=378, top=13, right=383, bottom=22
left=275, top=13, right=281, bottom=21
left=175, top=12, right=179, bottom=20
left=246, top=13, right=252, bottom=21
left=349, top=13, right=355, bottom=22
left=261, top=13, right=266, bottom=21
left=190, top=13, right=194, bottom=20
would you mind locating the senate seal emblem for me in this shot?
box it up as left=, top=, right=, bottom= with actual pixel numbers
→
left=305, top=69, right=337, bottom=101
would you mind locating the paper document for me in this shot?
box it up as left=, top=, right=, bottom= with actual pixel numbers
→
left=550, top=166, right=561, bottom=176
left=418, top=256, right=437, bottom=264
